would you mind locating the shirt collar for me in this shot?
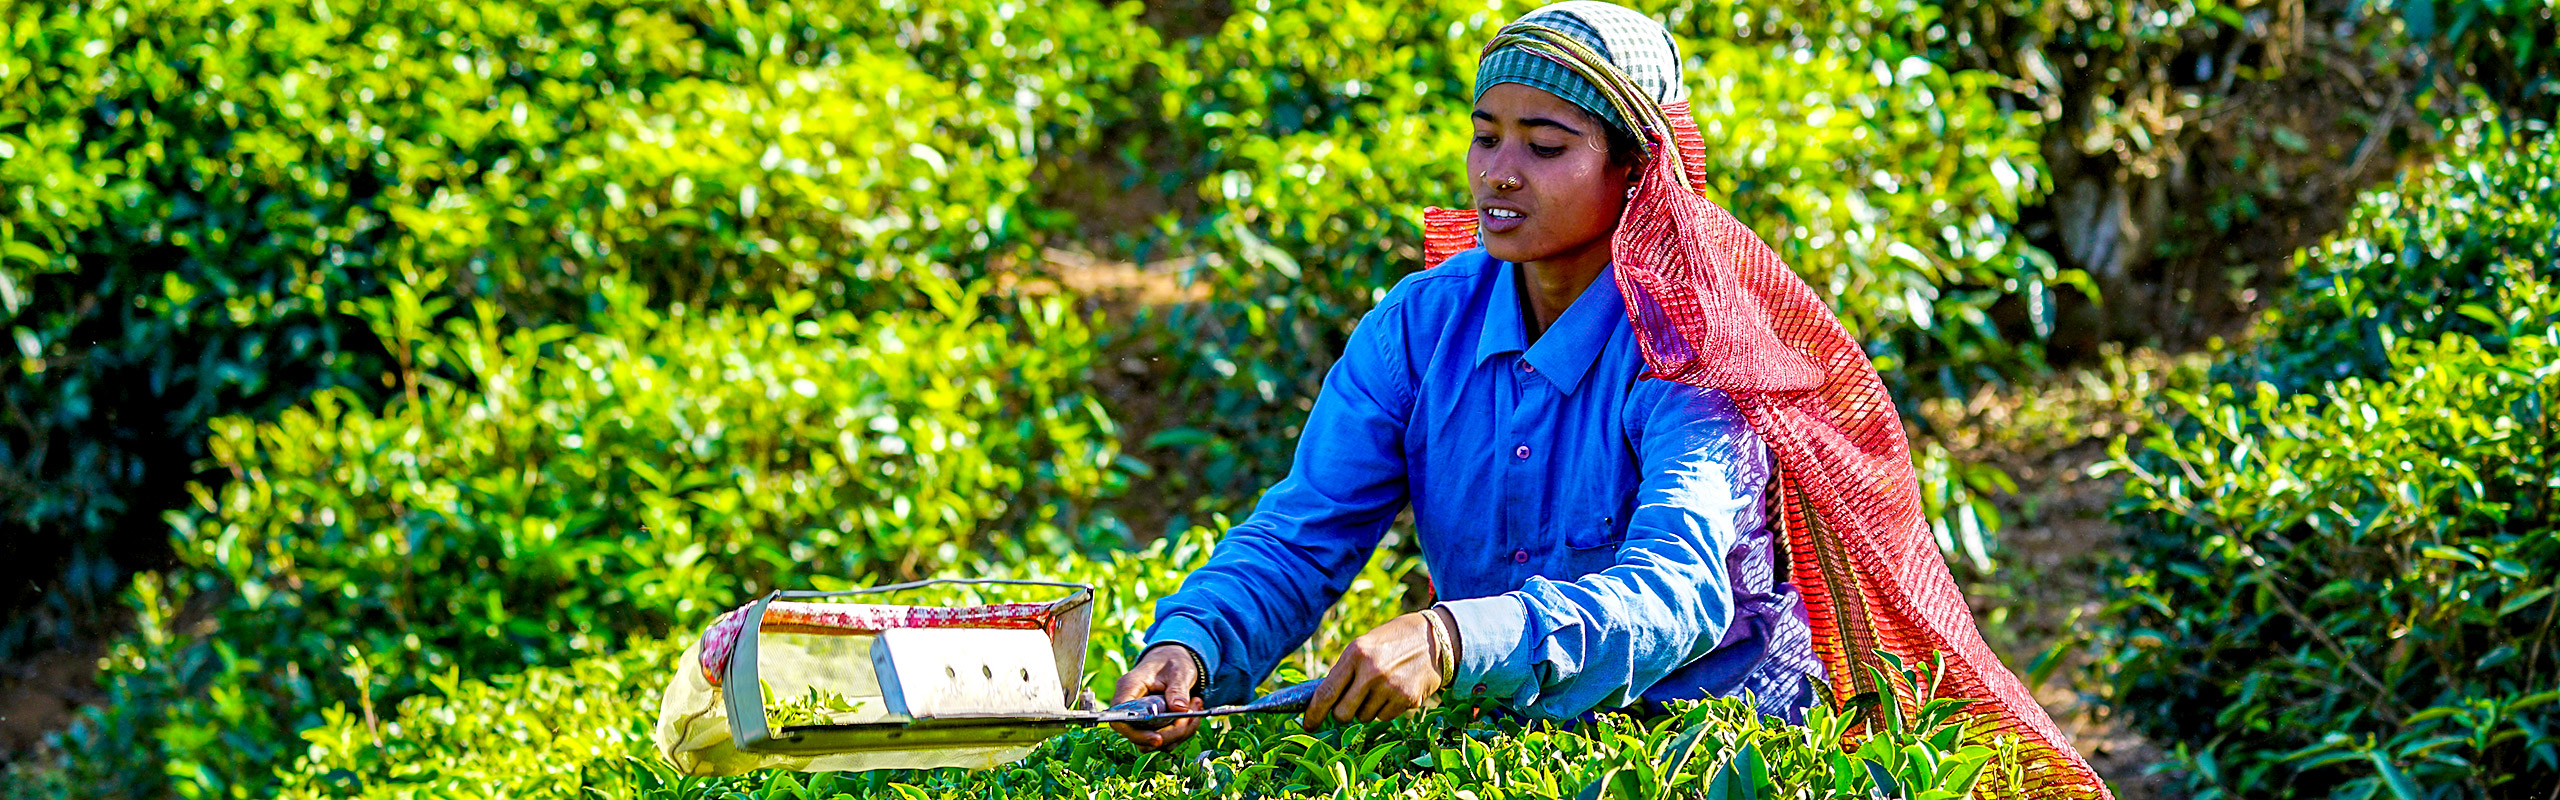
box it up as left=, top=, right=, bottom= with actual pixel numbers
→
left=1474, top=260, right=1625, bottom=395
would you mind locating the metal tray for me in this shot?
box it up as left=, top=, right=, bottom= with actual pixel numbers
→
left=718, top=579, right=1098, bottom=756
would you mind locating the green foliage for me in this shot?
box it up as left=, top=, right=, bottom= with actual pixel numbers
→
left=762, top=683, right=869, bottom=728
left=42, top=280, right=1128, bottom=799
left=255, top=537, right=2015, bottom=800
left=1902, top=0, right=2553, bottom=347
left=2372, top=0, right=2560, bottom=120
left=764, top=675, right=2011, bottom=800
left=2091, top=111, right=2560, bottom=798
left=2220, top=110, right=2560, bottom=394
left=0, top=0, right=1168, bottom=653
left=38, top=1, right=2545, bottom=798
left=283, top=639, right=679, bottom=800
left=257, top=532, right=1230, bottom=800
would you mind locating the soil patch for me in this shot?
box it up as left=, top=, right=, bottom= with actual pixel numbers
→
left=0, top=639, right=105, bottom=757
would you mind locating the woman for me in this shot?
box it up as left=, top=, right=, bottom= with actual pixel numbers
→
left=1113, top=4, right=2106, bottom=796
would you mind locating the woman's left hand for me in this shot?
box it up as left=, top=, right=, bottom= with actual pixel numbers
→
left=1301, top=609, right=1453, bottom=729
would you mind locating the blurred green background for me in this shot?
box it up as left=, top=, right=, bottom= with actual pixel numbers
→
left=0, top=0, right=2552, bottom=797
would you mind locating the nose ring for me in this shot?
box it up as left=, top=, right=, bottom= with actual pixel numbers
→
left=1495, top=176, right=1521, bottom=191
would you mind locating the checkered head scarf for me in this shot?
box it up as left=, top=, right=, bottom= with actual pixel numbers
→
left=1473, top=1, right=1686, bottom=138
left=1424, top=4, right=2112, bottom=798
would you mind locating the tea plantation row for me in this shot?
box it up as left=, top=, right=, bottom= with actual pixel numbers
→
left=2090, top=110, right=2560, bottom=798
left=4, top=0, right=2554, bottom=797
left=237, top=537, right=2020, bottom=800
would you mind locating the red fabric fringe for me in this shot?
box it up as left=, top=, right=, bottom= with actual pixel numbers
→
left=696, top=600, right=1066, bottom=687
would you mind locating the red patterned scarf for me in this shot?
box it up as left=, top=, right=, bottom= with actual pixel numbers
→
left=1427, top=21, right=2110, bottom=800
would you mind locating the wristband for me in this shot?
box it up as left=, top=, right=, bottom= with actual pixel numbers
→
left=1183, top=644, right=1210, bottom=699
left=1425, top=608, right=1456, bottom=686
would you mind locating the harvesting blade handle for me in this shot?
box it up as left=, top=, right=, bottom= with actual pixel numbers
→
left=1100, top=695, right=1177, bottom=730
left=1235, top=679, right=1321, bottom=714
left=1095, top=680, right=1324, bottom=730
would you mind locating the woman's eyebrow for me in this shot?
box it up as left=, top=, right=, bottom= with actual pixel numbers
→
left=1519, top=116, right=1585, bottom=136
left=1469, top=110, right=1586, bottom=137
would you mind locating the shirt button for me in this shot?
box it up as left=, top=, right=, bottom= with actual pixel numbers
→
left=1511, top=549, right=1529, bottom=564
left=1514, top=445, right=1531, bottom=459
left=1518, top=360, right=1534, bottom=373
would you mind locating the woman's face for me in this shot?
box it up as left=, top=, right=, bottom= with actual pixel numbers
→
left=1467, top=82, right=1634, bottom=271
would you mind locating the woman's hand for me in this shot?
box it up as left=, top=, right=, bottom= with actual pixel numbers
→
left=1300, top=608, right=1458, bottom=729
left=1109, top=644, right=1205, bottom=751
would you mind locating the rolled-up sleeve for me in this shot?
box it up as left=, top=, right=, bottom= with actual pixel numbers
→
left=1141, top=299, right=1417, bottom=706
left=1442, top=384, right=1769, bottom=719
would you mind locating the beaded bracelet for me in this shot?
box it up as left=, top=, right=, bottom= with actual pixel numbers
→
left=1180, top=644, right=1211, bottom=701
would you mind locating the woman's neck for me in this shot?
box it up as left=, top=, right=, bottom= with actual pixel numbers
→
left=1514, top=244, right=1612, bottom=342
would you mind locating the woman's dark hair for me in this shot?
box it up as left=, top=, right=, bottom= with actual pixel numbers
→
left=1576, top=106, right=1648, bottom=172
left=1605, top=121, right=1645, bottom=171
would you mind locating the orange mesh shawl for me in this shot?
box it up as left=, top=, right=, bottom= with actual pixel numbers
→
left=1426, top=26, right=2109, bottom=800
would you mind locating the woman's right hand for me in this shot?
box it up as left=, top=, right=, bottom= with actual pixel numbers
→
left=1109, top=644, right=1205, bottom=751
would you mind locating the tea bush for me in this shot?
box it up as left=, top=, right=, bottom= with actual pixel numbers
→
left=267, top=534, right=1222, bottom=800
left=39, top=277, right=1130, bottom=800
left=587, top=682, right=2012, bottom=800
left=0, top=0, right=1169, bottom=651
left=282, top=638, right=681, bottom=800
left=2219, top=104, right=2560, bottom=395
left=253, top=517, right=1410, bottom=800
left=2090, top=112, right=2560, bottom=799
left=262, top=533, right=2019, bottom=800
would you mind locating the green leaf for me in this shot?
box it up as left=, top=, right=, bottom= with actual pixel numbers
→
left=2365, top=752, right=2421, bottom=800
left=1, top=239, right=47, bottom=268
left=1574, top=767, right=1620, bottom=800
left=1863, top=758, right=1903, bottom=798
left=884, top=783, right=932, bottom=800
left=1357, top=741, right=1399, bottom=777
left=1658, top=719, right=1712, bottom=785
left=1939, top=750, right=1992, bottom=794
left=2418, top=544, right=2482, bottom=568
left=1734, top=742, right=1767, bottom=793
left=2497, top=587, right=2553, bottom=616
left=1916, top=697, right=1975, bottom=732
left=1143, top=427, right=1216, bottom=449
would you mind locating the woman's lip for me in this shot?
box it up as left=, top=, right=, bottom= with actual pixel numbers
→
left=1479, top=208, right=1526, bottom=234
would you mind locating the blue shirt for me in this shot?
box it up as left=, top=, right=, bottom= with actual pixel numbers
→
left=1144, top=249, right=1822, bottom=721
